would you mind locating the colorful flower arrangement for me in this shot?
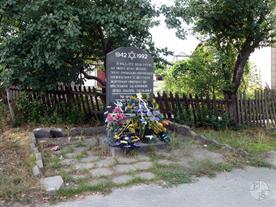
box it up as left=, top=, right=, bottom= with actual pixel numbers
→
left=105, top=94, right=170, bottom=149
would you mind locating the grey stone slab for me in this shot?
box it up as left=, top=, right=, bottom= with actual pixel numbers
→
left=33, top=128, right=50, bottom=138
left=72, top=174, right=89, bottom=180
left=80, top=155, right=99, bottom=163
left=75, top=163, right=95, bottom=170
left=74, top=147, right=88, bottom=154
left=50, top=128, right=67, bottom=138
left=83, top=138, right=99, bottom=146
left=177, top=157, right=193, bottom=168
left=40, top=176, right=64, bottom=195
left=136, top=155, right=151, bottom=162
left=36, top=159, right=43, bottom=169
left=133, top=161, right=153, bottom=171
left=114, top=164, right=136, bottom=174
left=95, top=158, right=115, bottom=168
left=90, top=168, right=113, bottom=177
left=116, top=156, right=138, bottom=164
left=135, top=172, right=155, bottom=180
left=31, top=134, right=37, bottom=144
left=112, top=175, right=133, bottom=185
left=89, top=178, right=110, bottom=186
left=32, top=165, right=40, bottom=177
left=35, top=152, right=42, bottom=161
left=191, top=148, right=225, bottom=164
left=157, top=159, right=175, bottom=166
left=45, top=167, right=276, bottom=207
left=61, top=159, right=76, bottom=166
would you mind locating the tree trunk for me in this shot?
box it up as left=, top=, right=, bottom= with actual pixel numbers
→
left=5, top=87, right=15, bottom=125
left=226, top=38, right=254, bottom=121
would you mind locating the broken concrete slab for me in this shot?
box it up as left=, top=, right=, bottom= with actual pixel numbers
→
left=40, top=176, right=64, bottom=195
left=32, top=165, right=41, bottom=177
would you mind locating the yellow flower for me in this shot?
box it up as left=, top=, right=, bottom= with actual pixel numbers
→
left=136, top=93, right=142, bottom=99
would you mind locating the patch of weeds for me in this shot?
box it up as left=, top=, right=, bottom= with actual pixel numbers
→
left=61, top=146, right=74, bottom=156
left=123, top=177, right=149, bottom=187
left=58, top=181, right=114, bottom=197
left=74, top=141, right=87, bottom=148
left=75, top=151, right=89, bottom=160
left=195, top=128, right=276, bottom=157
left=189, top=159, right=236, bottom=177
left=60, top=171, right=75, bottom=183
left=248, top=157, right=273, bottom=168
left=170, top=138, right=193, bottom=151
left=152, top=163, right=191, bottom=186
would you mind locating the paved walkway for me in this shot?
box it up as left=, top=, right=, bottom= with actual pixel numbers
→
left=46, top=167, right=276, bottom=207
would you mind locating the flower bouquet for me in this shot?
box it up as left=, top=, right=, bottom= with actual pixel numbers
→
left=105, top=94, right=170, bottom=149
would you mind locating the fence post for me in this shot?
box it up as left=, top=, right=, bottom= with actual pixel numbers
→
left=5, top=87, right=15, bottom=125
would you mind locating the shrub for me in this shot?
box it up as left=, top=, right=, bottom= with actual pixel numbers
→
left=14, top=92, right=88, bottom=125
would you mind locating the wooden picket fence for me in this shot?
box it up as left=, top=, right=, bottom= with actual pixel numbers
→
left=154, top=92, right=231, bottom=126
left=9, top=86, right=106, bottom=120
left=6, top=86, right=276, bottom=127
left=237, top=89, right=276, bottom=127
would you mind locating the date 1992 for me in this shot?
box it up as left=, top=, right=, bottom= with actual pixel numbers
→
left=115, top=52, right=148, bottom=60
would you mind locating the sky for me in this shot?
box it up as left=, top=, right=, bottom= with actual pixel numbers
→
left=150, top=0, right=271, bottom=87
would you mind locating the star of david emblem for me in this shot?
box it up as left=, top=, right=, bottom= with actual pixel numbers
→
left=128, top=51, right=136, bottom=60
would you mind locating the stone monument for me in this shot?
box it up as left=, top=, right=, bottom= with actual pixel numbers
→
left=106, top=47, right=154, bottom=107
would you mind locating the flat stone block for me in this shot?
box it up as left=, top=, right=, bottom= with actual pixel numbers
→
left=136, top=155, right=151, bottom=162
left=89, top=178, right=110, bottom=186
left=72, top=174, right=89, bottom=180
left=112, top=175, right=133, bottom=185
left=136, top=172, right=155, bottom=180
left=90, top=168, right=113, bottom=177
left=36, top=159, right=43, bottom=169
left=33, top=128, right=51, bottom=138
left=95, top=158, right=115, bottom=168
left=50, top=128, right=67, bottom=138
left=80, top=155, right=98, bottom=163
left=114, top=164, right=136, bottom=174
left=116, top=156, right=138, bottom=164
left=35, top=152, right=42, bottom=161
left=75, top=163, right=95, bottom=170
left=157, top=159, right=175, bottom=165
left=31, top=134, right=37, bottom=144
left=40, top=176, right=64, bottom=195
left=61, top=159, right=76, bottom=166
left=32, top=165, right=41, bottom=177
left=133, top=161, right=153, bottom=171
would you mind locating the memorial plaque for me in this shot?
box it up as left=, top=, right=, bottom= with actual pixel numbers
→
left=106, top=47, right=154, bottom=106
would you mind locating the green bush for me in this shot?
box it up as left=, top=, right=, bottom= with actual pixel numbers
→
left=175, top=107, right=238, bottom=130
left=15, top=93, right=88, bottom=125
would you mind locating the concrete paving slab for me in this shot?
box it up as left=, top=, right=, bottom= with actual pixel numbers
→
left=44, top=167, right=276, bottom=207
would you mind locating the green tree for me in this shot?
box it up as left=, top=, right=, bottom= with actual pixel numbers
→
left=162, top=0, right=275, bottom=106
left=165, top=43, right=260, bottom=97
left=0, top=0, right=158, bottom=90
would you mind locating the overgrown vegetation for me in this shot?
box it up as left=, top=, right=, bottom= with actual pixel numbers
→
left=14, top=92, right=89, bottom=125
left=152, top=163, right=191, bottom=186
left=0, top=128, right=45, bottom=205
left=164, top=44, right=262, bottom=97
left=175, top=108, right=238, bottom=130
left=195, top=128, right=276, bottom=167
